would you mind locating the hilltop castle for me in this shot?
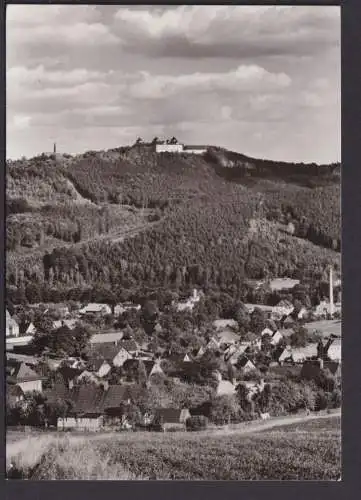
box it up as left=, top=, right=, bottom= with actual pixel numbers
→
left=134, top=137, right=207, bottom=155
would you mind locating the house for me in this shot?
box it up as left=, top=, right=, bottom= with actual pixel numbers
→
left=6, top=352, right=38, bottom=367
left=143, top=359, right=164, bottom=379
left=273, top=346, right=292, bottom=364
left=224, top=343, right=251, bottom=365
left=6, top=336, right=33, bottom=351
left=155, top=141, right=184, bottom=153
left=79, top=303, right=112, bottom=316
left=238, top=357, right=256, bottom=373
left=63, top=357, right=86, bottom=370
left=90, top=331, right=124, bottom=345
left=294, top=307, right=308, bottom=320
left=176, top=289, right=202, bottom=312
left=57, top=413, right=104, bottom=431
left=7, top=384, right=24, bottom=405
left=213, top=319, right=238, bottom=331
left=261, top=327, right=274, bottom=338
left=269, top=278, right=300, bottom=292
left=20, top=321, right=36, bottom=336
left=45, top=357, right=64, bottom=371
left=102, top=384, right=132, bottom=417
left=314, top=300, right=342, bottom=318
left=195, top=346, right=205, bottom=359
left=114, top=303, right=141, bottom=315
left=7, top=360, right=43, bottom=393
left=216, top=379, right=236, bottom=396
left=52, top=319, right=78, bottom=330
left=216, top=329, right=239, bottom=346
left=183, top=145, right=207, bottom=155
left=87, top=358, right=112, bottom=378
left=110, top=346, right=134, bottom=367
left=6, top=310, right=20, bottom=337
left=301, top=359, right=341, bottom=381
left=123, top=359, right=164, bottom=380
left=281, top=315, right=295, bottom=328
left=76, top=370, right=103, bottom=386
left=270, top=330, right=283, bottom=346
left=205, top=337, right=221, bottom=351
left=90, top=343, right=133, bottom=368
left=153, top=408, right=191, bottom=431
left=57, top=384, right=134, bottom=430
left=291, top=344, right=318, bottom=363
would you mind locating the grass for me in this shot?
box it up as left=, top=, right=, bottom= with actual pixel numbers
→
left=7, top=417, right=341, bottom=480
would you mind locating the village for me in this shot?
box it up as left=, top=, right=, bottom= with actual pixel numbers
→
left=6, top=270, right=341, bottom=433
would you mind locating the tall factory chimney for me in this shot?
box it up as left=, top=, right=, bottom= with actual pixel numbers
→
left=53, top=142, right=56, bottom=154
left=329, top=266, right=334, bottom=317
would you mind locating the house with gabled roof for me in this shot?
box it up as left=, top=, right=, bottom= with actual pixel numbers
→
left=301, top=358, right=341, bottom=381
left=90, top=331, right=124, bottom=345
left=273, top=346, right=292, bottom=365
left=152, top=408, right=191, bottom=431
left=205, top=337, right=221, bottom=351
left=90, top=343, right=133, bottom=368
left=7, top=360, right=43, bottom=393
left=86, top=357, right=112, bottom=378
left=20, top=321, right=36, bottom=336
left=224, top=343, right=251, bottom=365
left=237, top=356, right=256, bottom=373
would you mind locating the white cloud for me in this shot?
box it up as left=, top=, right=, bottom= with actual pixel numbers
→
left=114, top=5, right=339, bottom=58
left=7, top=5, right=119, bottom=48
left=7, top=5, right=100, bottom=25
left=130, top=65, right=291, bottom=99
left=7, top=65, right=107, bottom=87
left=8, top=114, right=32, bottom=130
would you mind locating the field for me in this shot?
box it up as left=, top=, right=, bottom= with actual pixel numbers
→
left=7, top=415, right=341, bottom=480
left=305, top=319, right=342, bottom=337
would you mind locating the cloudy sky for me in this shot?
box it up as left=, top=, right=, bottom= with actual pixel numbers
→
left=7, top=5, right=340, bottom=163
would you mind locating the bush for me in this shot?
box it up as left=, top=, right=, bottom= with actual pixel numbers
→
left=186, top=415, right=208, bottom=431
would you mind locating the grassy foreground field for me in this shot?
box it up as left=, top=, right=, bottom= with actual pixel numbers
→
left=7, top=416, right=341, bottom=480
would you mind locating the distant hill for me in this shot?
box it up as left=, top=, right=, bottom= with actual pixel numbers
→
left=6, top=144, right=340, bottom=303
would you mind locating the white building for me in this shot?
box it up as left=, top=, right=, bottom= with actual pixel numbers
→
left=6, top=310, right=20, bottom=337
left=183, top=145, right=207, bottom=155
left=156, top=143, right=184, bottom=153
left=79, top=303, right=112, bottom=316
left=176, top=288, right=202, bottom=312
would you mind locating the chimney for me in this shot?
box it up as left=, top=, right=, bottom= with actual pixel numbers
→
left=329, top=266, right=334, bottom=317
left=53, top=142, right=56, bottom=154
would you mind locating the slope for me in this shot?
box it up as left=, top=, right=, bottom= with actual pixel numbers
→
left=6, top=144, right=341, bottom=302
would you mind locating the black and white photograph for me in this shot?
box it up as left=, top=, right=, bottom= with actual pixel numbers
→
left=5, top=4, right=341, bottom=480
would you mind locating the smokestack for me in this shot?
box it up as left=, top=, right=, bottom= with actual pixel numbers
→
left=329, top=266, right=334, bottom=317
left=53, top=142, right=56, bottom=154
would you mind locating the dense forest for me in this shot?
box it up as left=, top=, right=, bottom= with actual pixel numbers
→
left=6, top=144, right=341, bottom=304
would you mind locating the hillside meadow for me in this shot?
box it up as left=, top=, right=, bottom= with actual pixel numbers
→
left=7, top=416, right=341, bottom=480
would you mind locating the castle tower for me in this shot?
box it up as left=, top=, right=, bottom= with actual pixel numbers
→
left=329, top=266, right=334, bottom=317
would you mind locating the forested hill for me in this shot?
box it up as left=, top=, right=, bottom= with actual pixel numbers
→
left=6, top=144, right=341, bottom=304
